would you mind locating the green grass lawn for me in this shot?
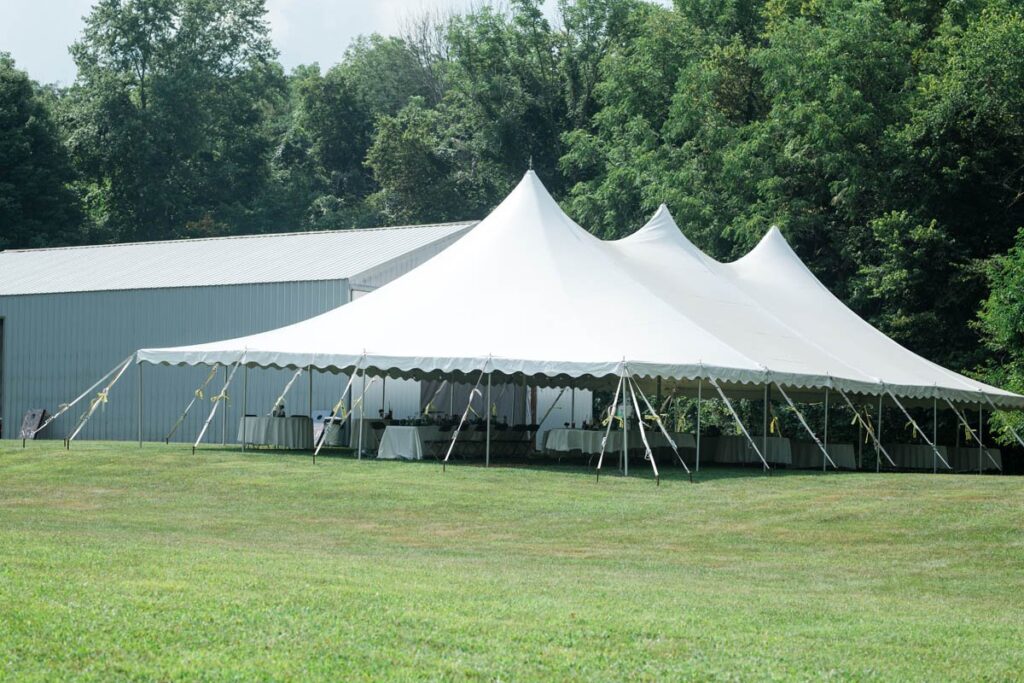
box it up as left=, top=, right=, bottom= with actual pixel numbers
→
left=1, top=441, right=1022, bottom=681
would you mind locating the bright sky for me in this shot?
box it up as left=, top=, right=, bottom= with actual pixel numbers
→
left=0, top=0, right=573, bottom=85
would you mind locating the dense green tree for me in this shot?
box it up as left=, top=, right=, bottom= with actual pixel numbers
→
left=63, top=0, right=285, bottom=242
left=0, top=54, right=82, bottom=249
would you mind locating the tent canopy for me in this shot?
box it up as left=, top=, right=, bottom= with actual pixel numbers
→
left=137, top=172, right=1024, bottom=409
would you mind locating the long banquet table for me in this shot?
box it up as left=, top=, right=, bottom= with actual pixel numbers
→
left=543, top=429, right=696, bottom=456
left=237, top=416, right=313, bottom=450
left=789, top=442, right=857, bottom=469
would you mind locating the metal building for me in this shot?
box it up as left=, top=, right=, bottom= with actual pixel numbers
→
left=0, top=222, right=474, bottom=442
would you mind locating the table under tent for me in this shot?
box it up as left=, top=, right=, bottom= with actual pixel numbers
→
left=37, top=171, right=1024, bottom=480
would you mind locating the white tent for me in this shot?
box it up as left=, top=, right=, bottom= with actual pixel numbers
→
left=137, top=171, right=1024, bottom=411
left=611, top=206, right=1024, bottom=409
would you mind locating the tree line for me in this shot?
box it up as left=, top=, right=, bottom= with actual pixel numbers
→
left=2, top=0, right=1024, bottom=436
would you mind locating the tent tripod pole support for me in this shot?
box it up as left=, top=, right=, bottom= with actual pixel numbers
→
left=775, top=382, right=836, bottom=469
left=836, top=389, right=896, bottom=468
left=886, top=390, right=951, bottom=470
left=594, top=371, right=625, bottom=482
left=29, top=354, right=134, bottom=441
left=165, top=365, right=219, bottom=444
left=443, top=367, right=487, bottom=471
left=624, top=369, right=690, bottom=482
left=709, top=377, right=770, bottom=473
left=67, top=356, right=134, bottom=447
left=944, top=399, right=1000, bottom=472
left=625, top=377, right=659, bottom=484
left=193, top=355, right=244, bottom=455
left=314, top=359, right=366, bottom=462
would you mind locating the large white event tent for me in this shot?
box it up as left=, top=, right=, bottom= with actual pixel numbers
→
left=49, top=171, right=1024, bottom=474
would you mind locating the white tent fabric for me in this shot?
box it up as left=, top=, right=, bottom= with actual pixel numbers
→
left=613, top=206, right=1023, bottom=408
left=138, top=172, right=1024, bottom=408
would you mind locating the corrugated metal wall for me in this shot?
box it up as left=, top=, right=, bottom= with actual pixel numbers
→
left=0, top=281, right=353, bottom=442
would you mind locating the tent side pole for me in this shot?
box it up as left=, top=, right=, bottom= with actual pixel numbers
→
left=621, top=367, right=629, bottom=477
left=571, top=382, right=576, bottom=427
left=696, top=379, right=702, bottom=473
left=137, top=361, right=143, bottom=448
left=877, top=394, right=882, bottom=473
left=308, top=365, right=313, bottom=418
left=944, top=398, right=1000, bottom=471
left=358, top=369, right=366, bottom=459
left=762, top=384, right=769, bottom=462
left=932, top=398, right=937, bottom=474
left=485, top=372, right=492, bottom=467
left=823, top=389, right=829, bottom=472
left=221, top=365, right=227, bottom=445
left=977, top=405, right=984, bottom=473
left=242, top=365, right=248, bottom=451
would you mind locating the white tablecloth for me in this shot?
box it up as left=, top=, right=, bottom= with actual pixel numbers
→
left=237, top=416, right=313, bottom=450
left=544, top=429, right=696, bottom=455
left=714, top=435, right=792, bottom=465
left=790, top=442, right=857, bottom=469
left=377, top=426, right=435, bottom=460
left=946, top=446, right=1002, bottom=472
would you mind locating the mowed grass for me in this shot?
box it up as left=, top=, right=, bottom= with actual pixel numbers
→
left=1, top=442, right=1022, bottom=681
